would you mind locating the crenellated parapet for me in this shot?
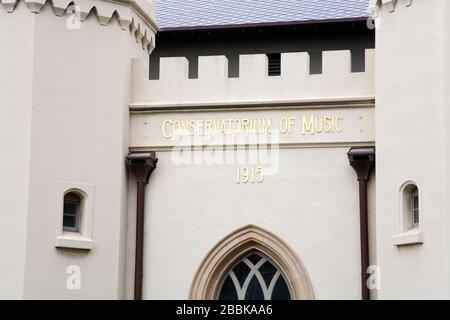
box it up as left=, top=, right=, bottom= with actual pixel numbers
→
left=131, top=50, right=375, bottom=108
left=0, top=0, right=157, bottom=52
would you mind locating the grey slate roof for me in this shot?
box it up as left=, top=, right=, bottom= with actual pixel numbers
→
left=156, top=0, right=369, bottom=30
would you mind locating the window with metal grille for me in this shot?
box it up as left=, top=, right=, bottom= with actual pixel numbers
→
left=267, top=53, right=281, bottom=76
left=63, top=192, right=81, bottom=232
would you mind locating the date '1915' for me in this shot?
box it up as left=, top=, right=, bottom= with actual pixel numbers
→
left=236, top=166, right=264, bottom=184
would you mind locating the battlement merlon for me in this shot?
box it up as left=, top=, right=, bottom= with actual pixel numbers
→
left=0, top=0, right=158, bottom=52
left=131, top=50, right=375, bottom=108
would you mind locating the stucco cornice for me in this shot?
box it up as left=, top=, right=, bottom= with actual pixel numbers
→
left=0, top=0, right=158, bottom=52
left=369, top=0, right=413, bottom=13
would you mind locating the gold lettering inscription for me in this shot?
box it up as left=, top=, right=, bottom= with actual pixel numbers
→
left=236, top=166, right=264, bottom=184
left=161, top=114, right=345, bottom=138
left=161, top=118, right=272, bottom=138
left=280, top=117, right=296, bottom=134
left=335, top=116, right=344, bottom=133
left=162, top=120, right=172, bottom=138
left=301, top=115, right=344, bottom=135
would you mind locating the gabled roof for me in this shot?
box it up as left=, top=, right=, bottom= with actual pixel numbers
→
left=156, top=0, right=369, bottom=31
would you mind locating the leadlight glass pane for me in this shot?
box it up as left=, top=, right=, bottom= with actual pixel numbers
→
left=64, top=202, right=78, bottom=217
left=413, top=208, right=419, bottom=225
left=218, top=252, right=292, bottom=301
left=271, top=276, right=292, bottom=300
left=233, top=261, right=251, bottom=287
left=412, top=189, right=419, bottom=225
left=247, top=253, right=261, bottom=265
left=244, top=276, right=265, bottom=300
left=63, top=215, right=76, bottom=229
left=218, top=276, right=238, bottom=300
left=63, top=193, right=81, bottom=231
left=259, top=261, right=277, bottom=287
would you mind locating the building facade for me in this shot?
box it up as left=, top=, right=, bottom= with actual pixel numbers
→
left=0, top=0, right=449, bottom=300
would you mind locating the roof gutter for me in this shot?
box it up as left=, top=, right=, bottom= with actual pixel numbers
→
left=158, top=16, right=369, bottom=33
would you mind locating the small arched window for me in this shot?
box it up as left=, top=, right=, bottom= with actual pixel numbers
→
left=217, top=251, right=292, bottom=300
left=401, top=183, right=420, bottom=231
left=63, top=192, right=82, bottom=232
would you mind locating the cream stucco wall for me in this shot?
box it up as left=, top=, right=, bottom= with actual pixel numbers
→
left=374, top=0, right=450, bottom=299
left=125, top=148, right=376, bottom=299
left=0, top=0, right=156, bottom=299
left=7, top=0, right=443, bottom=300
left=0, top=2, right=34, bottom=299
left=127, top=49, right=377, bottom=299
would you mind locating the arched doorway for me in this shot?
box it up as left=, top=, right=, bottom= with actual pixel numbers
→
left=189, top=225, right=314, bottom=300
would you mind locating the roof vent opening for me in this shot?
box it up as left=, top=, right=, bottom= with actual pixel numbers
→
left=267, top=53, right=281, bottom=77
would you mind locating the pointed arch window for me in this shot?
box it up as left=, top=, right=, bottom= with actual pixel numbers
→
left=190, top=225, right=314, bottom=300
left=217, top=252, right=292, bottom=300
